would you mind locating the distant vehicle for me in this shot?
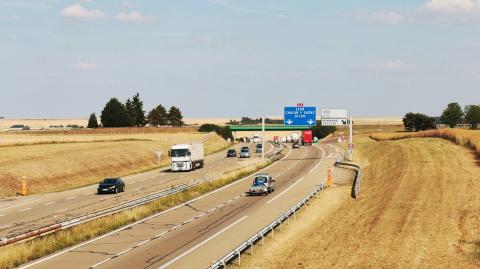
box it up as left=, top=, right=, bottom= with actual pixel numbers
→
left=281, top=136, right=287, bottom=143
left=169, top=143, right=205, bottom=171
left=256, top=143, right=263, bottom=153
left=302, top=130, right=313, bottom=145
left=291, top=133, right=300, bottom=143
left=293, top=142, right=300, bottom=149
left=6, top=124, right=30, bottom=132
left=97, top=178, right=125, bottom=194
left=286, top=135, right=292, bottom=143
left=240, top=147, right=250, bottom=158
left=253, top=134, right=261, bottom=144
left=248, top=173, right=275, bottom=196
left=227, top=149, right=237, bottom=157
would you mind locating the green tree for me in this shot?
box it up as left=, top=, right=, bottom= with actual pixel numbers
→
left=100, top=98, right=133, bottom=127
left=125, top=98, right=136, bottom=126
left=87, top=113, right=99, bottom=128
left=441, top=102, right=463, bottom=128
left=168, top=106, right=184, bottom=126
left=147, top=104, right=169, bottom=126
left=313, top=121, right=336, bottom=139
left=402, top=112, right=436, bottom=131
left=465, top=105, right=480, bottom=129
left=199, top=124, right=233, bottom=140
left=131, top=93, right=146, bottom=126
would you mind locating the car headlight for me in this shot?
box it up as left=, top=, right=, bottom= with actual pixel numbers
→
left=109, top=186, right=115, bottom=189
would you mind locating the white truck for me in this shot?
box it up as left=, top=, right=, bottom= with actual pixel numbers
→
left=253, top=134, right=261, bottom=144
left=291, top=132, right=300, bottom=144
left=169, top=143, right=204, bottom=172
left=286, top=135, right=293, bottom=143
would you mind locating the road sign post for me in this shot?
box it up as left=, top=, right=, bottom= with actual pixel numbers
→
left=349, top=116, right=353, bottom=161
left=155, top=150, right=162, bottom=165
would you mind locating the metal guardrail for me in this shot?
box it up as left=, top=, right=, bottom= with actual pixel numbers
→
left=0, top=176, right=215, bottom=247
left=334, top=162, right=362, bottom=199
left=1, top=141, right=285, bottom=248
left=208, top=184, right=323, bottom=269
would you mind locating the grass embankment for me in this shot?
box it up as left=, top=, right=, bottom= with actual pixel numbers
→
left=239, top=136, right=480, bottom=268
left=0, top=158, right=275, bottom=269
left=0, top=132, right=229, bottom=197
left=370, top=128, right=480, bottom=155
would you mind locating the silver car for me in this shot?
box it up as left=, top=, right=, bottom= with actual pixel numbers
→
left=240, top=147, right=250, bottom=158
left=248, top=173, right=275, bottom=196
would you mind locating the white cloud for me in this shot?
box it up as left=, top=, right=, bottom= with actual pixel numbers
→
left=72, top=62, right=97, bottom=70
left=116, top=12, right=153, bottom=22
left=416, top=0, right=480, bottom=21
left=208, top=0, right=288, bottom=19
left=121, top=1, right=133, bottom=8
left=79, top=0, right=95, bottom=3
left=351, top=10, right=405, bottom=24
left=368, top=60, right=416, bottom=72
left=61, top=4, right=105, bottom=20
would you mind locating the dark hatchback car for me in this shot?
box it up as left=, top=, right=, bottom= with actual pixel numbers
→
left=98, top=178, right=125, bottom=194
left=227, top=149, right=237, bottom=157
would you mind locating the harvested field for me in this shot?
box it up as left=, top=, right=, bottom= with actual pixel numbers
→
left=240, top=137, right=480, bottom=268
left=0, top=132, right=228, bottom=197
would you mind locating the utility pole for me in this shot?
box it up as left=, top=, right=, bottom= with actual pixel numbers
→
left=262, top=116, right=265, bottom=159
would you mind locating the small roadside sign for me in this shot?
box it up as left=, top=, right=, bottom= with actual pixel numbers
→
left=321, top=108, right=348, bottom=119
left=321, top=119, right=349, bottom=126
left=348, top=143, right=355, bottom=150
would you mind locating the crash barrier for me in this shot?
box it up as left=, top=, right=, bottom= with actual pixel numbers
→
left=0, top=176, right=215, bottom=247
left=334, top=162, right=362, bottom=199
left=208, top=184, right=323, bottom=269
left=1, top=143, right=285, bottom=248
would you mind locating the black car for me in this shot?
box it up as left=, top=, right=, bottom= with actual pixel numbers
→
left=227, top=149, right=237, bottom=157
left=293, top=142, right=300, bottom=149
left=97, top=178, right=125, bottom=194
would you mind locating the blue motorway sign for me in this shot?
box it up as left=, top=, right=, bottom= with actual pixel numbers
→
left=284, top=106, right=316, bottom=126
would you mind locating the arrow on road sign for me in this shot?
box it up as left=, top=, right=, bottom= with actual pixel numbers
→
left=286, top=119, right=293, bottom=125
left=307, top=119, right=315, bottom=125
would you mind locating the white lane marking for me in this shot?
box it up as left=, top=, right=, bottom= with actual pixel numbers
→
left=42, top=202, right=57, bottom=206
left=0, top=199, right=40, bottom=212
left=0, top=224, right=12, bottom=229
left=18, top=207, right=32, bottom=212
left=21, top=145, right=289, bottom=269
left=54, top=209, right=68, bottom=214
left=65, top=196, right=76, bottom=200
left=276, top=146, right=307, bottom=178
left=266, top=177, right=306, bottom=205
left=157, top=216, right=248, bottom=269
left=89, top=257, right=113, bottom=269
left=0, top=214, right=5, bottom=217
left=136, top=239, right=150, bottom=247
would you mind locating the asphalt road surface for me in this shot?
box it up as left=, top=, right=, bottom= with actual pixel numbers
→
left=21, top=142, right=342, bottom=269
left=0, top=143, right=273, bottom=239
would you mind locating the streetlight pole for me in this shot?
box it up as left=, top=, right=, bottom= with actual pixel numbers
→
left=262, top=116, right=265, bottom=159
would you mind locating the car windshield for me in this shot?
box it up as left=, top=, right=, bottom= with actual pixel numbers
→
left=241, top=149, right=249, bottom=152
left=254, top=176, right=267, bottom=184
left=171, top=149, right=189, bottom=157
left=228, top=149, right=235, bottom=153
left=103, top=179, right=117, bottom=184
left=256, top=144, right=262, bottom=148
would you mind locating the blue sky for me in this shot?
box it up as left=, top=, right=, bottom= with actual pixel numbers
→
left=1, top=0, right=480, bottom=118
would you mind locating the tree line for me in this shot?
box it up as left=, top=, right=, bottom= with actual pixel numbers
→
left=87, top=93, right=184, bottom=128
left=403, top=102, right=480, bottom=131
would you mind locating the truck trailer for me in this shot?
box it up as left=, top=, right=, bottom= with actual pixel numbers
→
left=302, top=130, right=313, bottom=145
left=169, top=143, right=205, bottom=172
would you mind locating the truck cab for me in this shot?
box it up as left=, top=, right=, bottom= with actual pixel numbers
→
left=248, top=173, right=275, bottom=196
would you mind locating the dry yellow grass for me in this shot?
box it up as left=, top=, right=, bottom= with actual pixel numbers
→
left=239, top=136, right=480, bottom=268
left=370, top=128, right=480, bottom=155
left=0, top=159, right=273, bottom=269
left=0, top=132, right=228, bottom=197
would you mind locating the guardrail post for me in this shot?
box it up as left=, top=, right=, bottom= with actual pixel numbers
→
left=261, top=234, right=264, bottom=246
left=271, top=225, right=274, bottom=239
left=293, top=210, right=296, bottom=220
left=250, top=240, right=254, bottom=255
left=237, top=250, right=241, bottom=266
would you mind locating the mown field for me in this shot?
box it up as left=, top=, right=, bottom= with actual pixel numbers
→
left=0, top=130, right=228, bottom=197
left=240, top=135, right=480, bottom=268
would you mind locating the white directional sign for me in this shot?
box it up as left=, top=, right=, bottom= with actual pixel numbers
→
left=321, top=119, right=349, bottom=126
left=321, top=108, right=348, bottom=119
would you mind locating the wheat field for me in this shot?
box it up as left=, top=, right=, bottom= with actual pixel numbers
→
left=0, top=131, right=228, bottom=197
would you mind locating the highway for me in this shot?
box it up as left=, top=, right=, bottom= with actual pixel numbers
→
left=0, top=142, right=273, bottom=240
left=21, top=142, right=341, bottom=269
